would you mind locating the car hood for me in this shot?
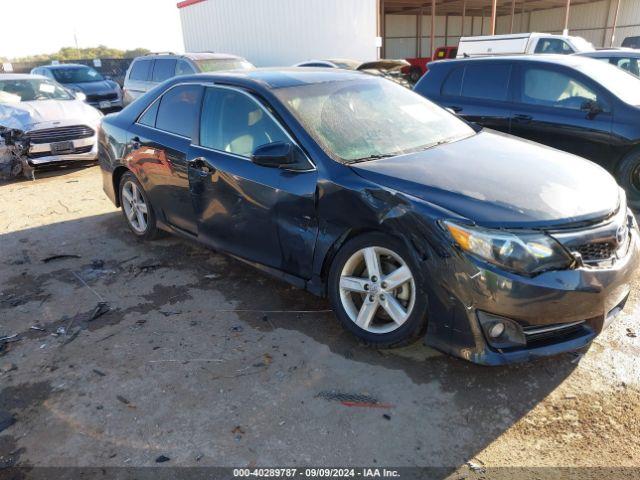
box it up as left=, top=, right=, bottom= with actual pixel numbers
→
left=63, top=80, right=119, bottom=95
left=351, top=130, right=621, bottom=228
left=0, top=99, right=102, bottom=131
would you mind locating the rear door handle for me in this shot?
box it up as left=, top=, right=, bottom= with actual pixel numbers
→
left=189, top=157, right=215, bottom=174
left=513, top=114, right=532, bottom=124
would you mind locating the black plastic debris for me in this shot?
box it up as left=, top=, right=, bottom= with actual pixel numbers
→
left=89, top=302, right=110, bottom=321
left=0, top=410, right=16, bottom=433
left=155, top=455, right=170, bottom=463
left=42, top=254, right=81, bottom=264
left=116, top=395, right=130, bottom=405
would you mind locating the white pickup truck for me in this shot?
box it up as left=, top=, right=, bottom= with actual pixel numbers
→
left=456, top=33, right=595, bottom=58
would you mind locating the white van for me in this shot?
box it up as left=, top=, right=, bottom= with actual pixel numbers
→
left=456, top=33, right=595, bottom=58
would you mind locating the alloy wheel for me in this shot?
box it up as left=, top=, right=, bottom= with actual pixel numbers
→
left=338, top=246, right=416, bottom=334
left=122, top=180, right=148, bottom=234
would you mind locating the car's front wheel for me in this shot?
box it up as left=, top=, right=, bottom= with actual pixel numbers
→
left=328, top=233, right=429, bottom=348
left=119, top=172, right=159, bottom=240
left=617, top=151, right=640, bottom=209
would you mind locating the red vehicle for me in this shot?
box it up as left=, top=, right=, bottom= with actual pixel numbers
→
left=403, top=46, right=458, bottom=83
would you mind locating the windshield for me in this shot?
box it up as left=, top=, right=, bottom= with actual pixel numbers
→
left=274, top=77, right=475, bottom=163
left=577, top=59, right=640, bottom=105
left=0, top=78, right=73, bottom=102
left=52, top=66, right=104, bottom=83
left=194, top=59, right=254, bottom=73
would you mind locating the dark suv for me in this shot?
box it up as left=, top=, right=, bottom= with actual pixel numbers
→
left=414, top=55, right=640, bottom=207
left=122, top=52, right=254, bottom=105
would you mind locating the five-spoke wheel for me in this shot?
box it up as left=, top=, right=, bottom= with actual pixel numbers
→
left=119, top=172, right=159, bottom=239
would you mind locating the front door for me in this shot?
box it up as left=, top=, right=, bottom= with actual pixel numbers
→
left=188, top=86, right=318, bottom=278
left=510, top=64, right=613, bottom=167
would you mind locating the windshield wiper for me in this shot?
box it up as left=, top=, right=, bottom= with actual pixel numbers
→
left=346, top=153, right=398, bottom=164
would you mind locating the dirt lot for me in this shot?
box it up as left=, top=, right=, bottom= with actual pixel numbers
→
left=1, top=165, right=639, bottom=477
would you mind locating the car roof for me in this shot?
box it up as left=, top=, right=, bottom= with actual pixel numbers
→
left=0, top=73, right=47, bottom=80
left=577, top=49, right=640, bottom=58
left=172, top=67, right=371, bottom=89
left=140, top=52, right=245, bottom=61
left=39, top=63, right=91, bottom=69
left=436, top=54, right=607, bottom=70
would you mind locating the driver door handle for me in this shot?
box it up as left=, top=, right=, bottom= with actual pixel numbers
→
left=513, top=114, right=532, bottom=124
left=189, top=157, right=215, bottom=174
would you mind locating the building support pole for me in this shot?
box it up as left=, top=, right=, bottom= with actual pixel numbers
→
left=461, top=0, right=466, bottom=37
left=563, top=0, right=571, bottom=35
left=380, top=0, right=386, bottom=58
left=491, top=0, right=498, bottom=35
left=521, top=0, right=525, bottom=32
left=418, top=8, right=423, bottom=57
left=610, top=0, right=621, bottom=47
left=431, top=0, right=436, bottom=59
left=510, top=0, right=516, bottom=33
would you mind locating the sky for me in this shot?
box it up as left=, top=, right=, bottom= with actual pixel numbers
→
left=0, top=0, right=184, bottom=59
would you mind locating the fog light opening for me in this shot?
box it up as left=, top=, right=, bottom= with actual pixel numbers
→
left=489, top=322, right=505, bottom=339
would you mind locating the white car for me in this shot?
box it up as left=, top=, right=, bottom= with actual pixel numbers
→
left=0, top=74, right=102, bottom=166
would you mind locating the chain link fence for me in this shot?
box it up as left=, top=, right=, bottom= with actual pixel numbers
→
left=1, top=58, right=133, bottom=86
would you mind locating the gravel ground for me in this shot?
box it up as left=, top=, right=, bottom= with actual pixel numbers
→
left=0, top=165, right=639, bottom=478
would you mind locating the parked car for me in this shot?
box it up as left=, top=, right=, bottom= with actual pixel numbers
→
left=403, top=46, right=458, bottom=84
left=123, top=52, right=254, bottom=105
left=457, top=32, right=594, bottom=58
left=31, top=64, right=123, bottom=112
left=622, top=36, right=640, bottom=49
left=98, top=68, right=638, bottom=365
left=414, top=54, right=640, bottom=207
left=576, top=49, right=640, bottom=77
left=0, top=74, right=101, bottom=166
left=294, top=59, right=411, bottom=86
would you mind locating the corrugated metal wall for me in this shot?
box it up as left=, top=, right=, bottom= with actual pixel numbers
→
left=180, top=0, right=378, bottom=66
left=385, top=0, right=640, bottom=59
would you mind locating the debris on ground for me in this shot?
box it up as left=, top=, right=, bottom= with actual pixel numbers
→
left=116, top=395, right=131, bottom=405
left=466, top=458, right=486, bottom=474
left=42, top=254, right=81, bottom=263
left=204, top=273, right=221, bottom=280
left=92, top=369, right=106, bottom=377
left=0, top=362, right=17, bottom=374
left=29, top=326, right=46, bottom=332
left=382, top=413, right=391, bottom=420
left=231, top=425, right=245, bottom=436
left=316, top=391, right=394, bottom=409
left=89, top=302, right=110, bottom=321
left=627, top=328, right=637, bottom=338
left=0, top=410, right=16, bottom=433
left=155, top=455, right=170, bottom=463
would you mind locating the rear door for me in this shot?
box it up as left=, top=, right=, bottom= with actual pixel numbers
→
left=510, top=62, right=613, bottom=166
left=188, top=86, right=318, bottom=278
left=127, top=83, right=203, bottom=234
left=125, top=59, right=153, bottom=103
left=440, top=61, right=514, bottom=134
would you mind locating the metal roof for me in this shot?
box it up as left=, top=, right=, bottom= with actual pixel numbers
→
left=384, top=0, right=602, bottom=16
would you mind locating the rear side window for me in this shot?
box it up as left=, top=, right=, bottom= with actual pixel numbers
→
left=129, top=60, right=152, bottom=81
left=461, top=63, right=511, bottom=101
left=138, top=99, right=160, bottom=127
left=152, top=59, right=177, bottom=82
left=155, top=85, right=202, bottom=138
left=534, top=38, right=573, bottom=54
left=175, top=60, right=195, bottom=76
left=441, top=67, right=464, bottom=96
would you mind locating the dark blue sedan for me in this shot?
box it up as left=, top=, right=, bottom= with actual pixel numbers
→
left=98, top=69, right=639, bottom=365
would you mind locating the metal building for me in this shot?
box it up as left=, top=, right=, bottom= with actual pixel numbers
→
left=178, top=0, right=640, bottom=66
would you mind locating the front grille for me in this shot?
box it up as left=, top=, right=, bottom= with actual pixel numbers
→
left=28, top=125, right=94, bottom=144
left=576, top=242, right=616, bottom=262
left=28, top=144, right=93, bottom=159
left=86, top=93, right=118, bottom=102
left=523, top=321, right=587, bottom=345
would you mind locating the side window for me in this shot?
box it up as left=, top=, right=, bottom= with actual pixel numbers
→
left=175, top=60, right=195, bottom=76
left=534, top=38, right=573, bottom=54
left=200, top=87, right=289, bottom=157
left=155, top=85, right=202, bottom=137
left=138, top=99, right=160, bottom=127
left=441, top=67, right=464, bottom=96
left=520, top=67, right=599, bottom=110
left=129, top=60, right=152, bottom=81
left=614, top=57, right=640, bottom=76
left=152, top=59, right=177, bottom=82
left=461, top=63, right=511, bottom=102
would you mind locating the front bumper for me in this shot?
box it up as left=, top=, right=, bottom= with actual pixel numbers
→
left=28, top=135, right=98, bottom=165
left=425, top=225, right=639, bottom=365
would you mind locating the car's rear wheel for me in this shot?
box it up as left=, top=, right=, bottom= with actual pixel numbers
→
left=328, top=233, right=429, bottom=348
left=617, top=151, right=640, bottom=209
left=119, top=172, right=159, bottom=240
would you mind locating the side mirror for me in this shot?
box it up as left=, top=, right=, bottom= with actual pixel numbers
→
left=74, top=91, right=87, bottom=102
left=251, top=142, right=306, bottom=169
left=581, top=100, right=603, bottom=118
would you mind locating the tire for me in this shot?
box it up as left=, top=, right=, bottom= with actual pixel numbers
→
left=616, top=151, right=640, bottom=209
left=327, top=232, right=429, bottom=348
left=119, top=172, right=160, bottom=240
left=409, top=67, right=423, bottom=84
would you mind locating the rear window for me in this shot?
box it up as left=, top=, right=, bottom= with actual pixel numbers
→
left=129, top=60, right=152, bottom=81
left=152, top=59, right=177, bottom=82
left=461, top=63, right=511, bottom=102
left=155, top=85, right=202, bottom=138
left=441, top=67, right=464, bottom=96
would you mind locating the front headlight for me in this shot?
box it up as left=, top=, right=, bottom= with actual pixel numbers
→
left=444, top=220, right=573, bottom=275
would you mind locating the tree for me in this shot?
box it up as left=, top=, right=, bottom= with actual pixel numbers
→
left=8, top=46, right=151, bottom=63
